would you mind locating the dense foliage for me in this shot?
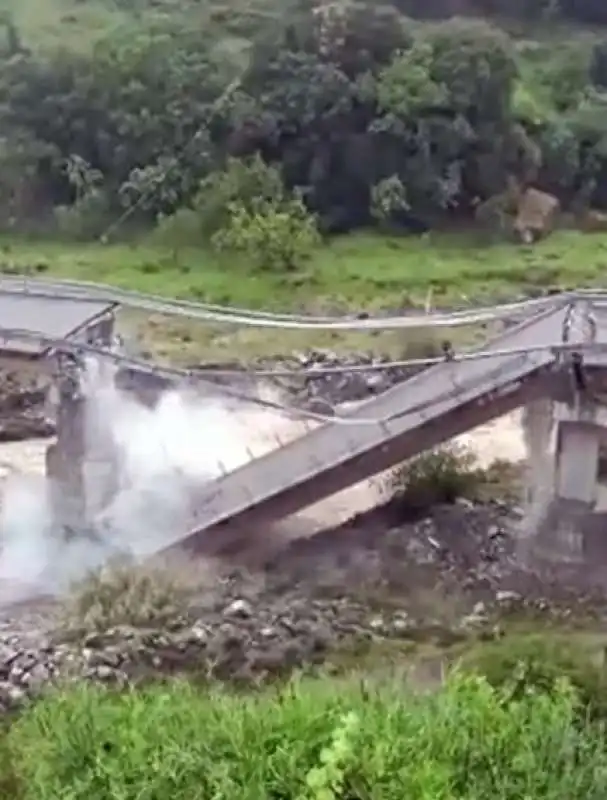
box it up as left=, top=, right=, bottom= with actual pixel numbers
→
left=2, top=0, right=607, bottom=255
left=4, top=668, right=607, bottom=799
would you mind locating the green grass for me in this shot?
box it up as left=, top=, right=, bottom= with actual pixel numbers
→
left=4, top=230, right=607, bottom=309
left=0, top=0, right=276, bottom=54
left=0, top=0, right=130, bottom=52
left=4, top=229, right=607, bottom=360
left=3, top=667, right=607, bottom=799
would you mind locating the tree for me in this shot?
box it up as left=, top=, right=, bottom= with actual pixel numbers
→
left=1, top=0, right=607, bottom=237
left=371, top=174, right=410, bottom=223
left=427, top=19, right=518, bottom=122
left=312, top=0, right=411, bottom=76
left=211, top=195, right=320, bottom=270
left=195, top=155, right=287, bottom=237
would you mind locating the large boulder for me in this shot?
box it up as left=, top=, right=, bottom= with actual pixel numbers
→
left=513, top=188, right=560, bottom=243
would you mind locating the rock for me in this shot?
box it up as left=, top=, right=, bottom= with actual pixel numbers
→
left=20, top=662, right=52, bottom=688
left=389, top=613, right=413, bottom=637
left=513, top=188, right=559, bottom=243
left=472, top=601, right=487, bottom=616
left=495, top=590, right=521, bottom=605
left=0, top=681, right=26, bottom=709
left=83, top=647, right=123, bottom=669
left=223, top=599, right=253, bottom=619
left=87, top=664, right=123, bottom=682
left=368, top=616, right=385, bottom=633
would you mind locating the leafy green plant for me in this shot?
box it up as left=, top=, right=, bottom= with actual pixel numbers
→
left=386, top=445, right=484, bottom=510
left=301, top=710, right=360, bottom=800
left=195, top=155, right=287, bottom=237
left=211, top=195, right=321, bottom=270
left=371, top=174, right=410, bottom=223
left=460, top=634, right=607, bottom=723
left=53, top=155, right=111, bottom=240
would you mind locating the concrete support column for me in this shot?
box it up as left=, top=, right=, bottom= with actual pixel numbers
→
left=47, top=383, right=87, bottom=535
left=518, top=399, right=555, bottom=563
left=555, top=420, right=600, bottom=506
left=46, top=313, right=118, bottom=536
left=527, top=401, right=604, bottom=563
left=522, top=398, right=554, bottom=511
left=547, top=418, right=600, bottom=560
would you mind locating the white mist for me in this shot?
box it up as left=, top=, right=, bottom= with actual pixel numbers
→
left=0, top=360, right=302, bottom=600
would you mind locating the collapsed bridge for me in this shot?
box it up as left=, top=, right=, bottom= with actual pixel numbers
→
left=0, top=278, right=606, bottom=561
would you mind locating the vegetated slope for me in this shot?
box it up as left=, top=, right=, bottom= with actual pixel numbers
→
left=0, top=0, right=281, bottom=52
left=1, top=0, right=607, bottom=289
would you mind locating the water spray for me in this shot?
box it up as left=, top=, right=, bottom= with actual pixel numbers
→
left=0, top=357, right=299, bottom=601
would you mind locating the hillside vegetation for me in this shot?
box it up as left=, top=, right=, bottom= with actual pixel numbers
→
left=0, top=0, right=606, bottom=277
left=2, top=4, right=607, bottom=797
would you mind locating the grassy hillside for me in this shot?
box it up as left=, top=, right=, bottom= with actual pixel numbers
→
left=0, top=0, right=126, bottom=51
left=0, top=0, right=279, bottom=52
left=4, top=227, right=607, bottom=361
left=7, top=229, right=607, bottom=308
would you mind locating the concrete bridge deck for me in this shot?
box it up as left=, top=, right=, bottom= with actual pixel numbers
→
left=172, top=302, right=597, bottom=551
left=1, top=281, right=607, bottom=557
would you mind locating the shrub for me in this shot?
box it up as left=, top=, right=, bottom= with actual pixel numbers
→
left=195, top=155, right=287, bottom=237
left=5, top=673, right=607, bottom=799
left=386, top=445, right=483, bottom=511
left=371, top=174, right=410, bottom=223
left=211, top=195, right=321, bottom=271
left=53, top=189, right=111, bottom=241
left=151, top=207, right=206, bottom=250
left=460, top=634, right=607, bottom=723
left=60, top=558, right=190, bottom=638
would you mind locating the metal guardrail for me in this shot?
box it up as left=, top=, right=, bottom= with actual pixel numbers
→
left=0, top=276, right=570, bottom=329
left=0, top=323, right=604, bottom=425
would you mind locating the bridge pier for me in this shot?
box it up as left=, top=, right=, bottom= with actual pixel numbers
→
left=555, top=418, right=600, bottom=507
left=526, top=401, right=607, bottom=563
left=47, top=371, right=122, bottom=539
left=45, top=314, right=119, bottom=539
left=46, top=367, right=87, bottom=537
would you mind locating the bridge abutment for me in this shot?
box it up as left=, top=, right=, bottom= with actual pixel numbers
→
left=523, top=400, right=607, bottom=563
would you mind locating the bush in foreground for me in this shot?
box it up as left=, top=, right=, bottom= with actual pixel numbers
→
left=386, top=445, right=485, bottom=511
left=461, top=633, right=607, bottom=722
left=60, top=558, right=191, bottom=638
left=4, top=672, right=607, bottom=799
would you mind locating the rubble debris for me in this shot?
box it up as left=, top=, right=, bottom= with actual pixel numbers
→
left=0, top=502, right=604, bottom=712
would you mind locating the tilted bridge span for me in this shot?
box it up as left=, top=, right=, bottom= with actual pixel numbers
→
left=0, top=278, right=606, bottom=557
